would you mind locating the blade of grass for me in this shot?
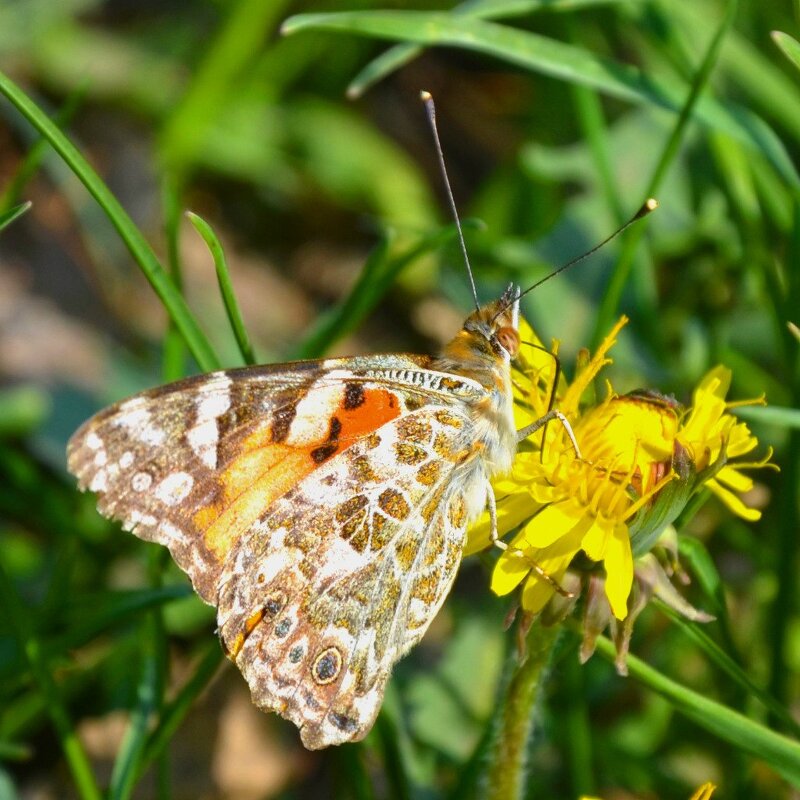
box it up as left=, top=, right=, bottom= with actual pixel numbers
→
left=109, top=550, right=171, bottom=800
left=667, top=1, right=800, bottom=146
left=162, top=173, right=187, bottom=383
left=292, top=223, right=469, bottom=361
left=333, top=744, right=378, bottom=800
left=0, top=82, right=85, bottom=214
left=0, top=68, right=221, bottom=373
left=657, top=601, right=800, bottom=739
left=282, top=11, right=798, bottom=189
left=592, top=633, right=800, bottom=786
left=187, top=212, right=257, bottom=366
left=0, top=201, right=31, bottom=233
left=592, top=0, right=739, bottom=346
left=772, top=31, right=800, bottom=72
left=733, top=404, right=800, bottom=429
left=109, top=622, right=162, bottom=800
left=0, top=560, right=102, bottom=800
left=374, top=686, right=413, bottom=800
left=346, top=0, right=635, bottom=98
left=677, top=531, right=744, bottom=667
left=137, top=640, right=224, bottom=779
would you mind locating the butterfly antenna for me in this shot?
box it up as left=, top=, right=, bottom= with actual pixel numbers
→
left=493, top=198, right=659, bottom=322
left=421, top=90, right=481, bottom=312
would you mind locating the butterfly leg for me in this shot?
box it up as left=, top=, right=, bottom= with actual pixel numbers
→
left=485, top=480, right=575, bottom=599
left=517, top=408, right=581, bottom=459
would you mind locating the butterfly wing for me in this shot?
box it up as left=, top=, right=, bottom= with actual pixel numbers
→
left=68, top=356, right=489, bottom=746
left=216, top=402, right=484, bottom=748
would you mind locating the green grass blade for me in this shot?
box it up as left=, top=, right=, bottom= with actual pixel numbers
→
left=109, top=551, right=170, bottom=800
left=0, top=82, right=85, bottom=214
left=109, top=629, right=161, bottom=800
left=592, top=635, right=800, bottom=786
left=282, top=11, right=798, bottom=188
left=0, top=560, right=102, bottom=800
left=0, top=68, right=221, bottom=373
left=772, top=31, right=800, bottom=73
left=346, top=0, right=631, bottom=98
left=187, top=212, right=257, bottom=366
left=137, top=641, right=224, bottom=779
left=161, top=174, right=188, bottom=382
left=657, top=601, right=800, bottom=738
left=733, top=404, right=800, bottom=429
left=27, top=587, right=190, bottom=674
left=0, top=201, right=31, bottom=233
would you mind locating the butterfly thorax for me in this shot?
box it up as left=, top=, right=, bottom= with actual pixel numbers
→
left=432, top=292, right=519, bottom=477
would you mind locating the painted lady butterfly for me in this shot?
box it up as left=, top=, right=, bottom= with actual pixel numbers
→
left=66, top=283, right=545, bottom=748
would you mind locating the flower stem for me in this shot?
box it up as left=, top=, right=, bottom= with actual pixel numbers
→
left=486, top=620, right=561, bottom=800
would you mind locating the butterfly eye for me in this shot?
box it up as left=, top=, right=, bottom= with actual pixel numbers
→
left=495, top=326, right=520, bottom=357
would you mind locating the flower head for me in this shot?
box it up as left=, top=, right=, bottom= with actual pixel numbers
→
left=467, top=317, right=774, bottom=669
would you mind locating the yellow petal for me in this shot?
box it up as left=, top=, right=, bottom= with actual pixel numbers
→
left=707, top=478, right=762, bottom=521
left=689, top=782, right=716, bottom=800
left=519, top=520, right=589, bottom=612
left=714, top=465, right=753, bottom=493
left=603, top=522, right=634, bottom=619
left=560, top=317, right=628, bottom=414
left=521, top=569, right=562, bottom=615
left=490, top=548, right=532, bottom=596
left=520, top=500, right=586, bottom=549
left=465, top=491, right=535, bottom=555
left=580, top=515, right=613, bottom=561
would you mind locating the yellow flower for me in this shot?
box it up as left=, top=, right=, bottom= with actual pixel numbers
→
left=578, top=781, right=715, bottom=800
left=467, top=316, right=773, bottom=640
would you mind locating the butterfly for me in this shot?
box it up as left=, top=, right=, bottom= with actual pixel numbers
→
left=66, top=284, right=555, bottom=749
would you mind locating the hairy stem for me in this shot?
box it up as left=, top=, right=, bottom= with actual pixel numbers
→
left=486, top=620, right=560, bottom=800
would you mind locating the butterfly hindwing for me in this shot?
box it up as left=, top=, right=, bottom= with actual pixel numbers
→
left=216, top=403, right=482, bottom=748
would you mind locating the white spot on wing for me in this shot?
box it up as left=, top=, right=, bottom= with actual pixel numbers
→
left=287, top=373, right=347, bottom=446
left=155, top=472, right=194, bottom=506
left=187, top=419, right=218, bottom=469
left=89, top=472, right=108, bottom=492
left=131, top=471, right=153, bottom=492
left=119, top=451, right=134, bottom=469
left=126, top=509, right=157, bottom=529
left=86, top=432, right=103, bottom=450
left=196, top=385, right=231, bottom=420
left=116, top=401, right=165, bottom=445
left=159, top=520, right=185, bottom=544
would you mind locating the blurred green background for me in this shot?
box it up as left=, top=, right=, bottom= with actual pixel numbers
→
left=1, top=0, right=799, bottom=798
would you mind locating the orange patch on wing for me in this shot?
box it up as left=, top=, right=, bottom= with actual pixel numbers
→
left=198, top=420, right=315, bottom=558
left=336, top=388, right=402, bottom=443
left=198, top=388, right=402, bottom=559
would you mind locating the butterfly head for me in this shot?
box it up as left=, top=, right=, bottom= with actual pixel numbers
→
left=438, top=284, right=521, bottom=383
left=463, top=282, right=520, bottom=357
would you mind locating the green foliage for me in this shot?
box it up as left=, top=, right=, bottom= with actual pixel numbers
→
left=0, top=0, right=798, bottom=797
